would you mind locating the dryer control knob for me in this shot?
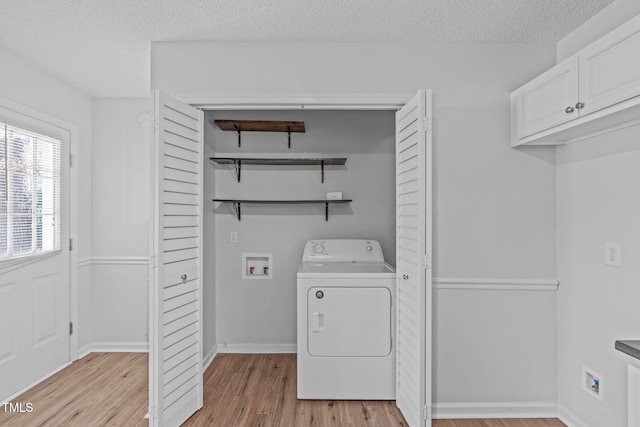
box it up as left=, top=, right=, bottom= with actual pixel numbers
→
left=365, top=245, right=373, bottom=252
left=313, top=243, right=325, bottom=253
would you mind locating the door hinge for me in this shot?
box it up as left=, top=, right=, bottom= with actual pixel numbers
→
left=423, top=254, right=432, bottom=270
left=69, top=238, right=73, bottom=251
left=422, top=405, right=431, bottom=420
left=150, top=255, right=157, bottom=269
left=421, top=117, right=431, bottom=132
left=69, top=153, right=74, bottom=167
left=69, top=322, right=73, bottom=335
left=148, top=405, right=156, bottom=420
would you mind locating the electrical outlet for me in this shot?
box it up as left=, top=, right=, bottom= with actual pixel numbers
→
left=605, top=242, right=621, bottom=267
left=230, top=231, right=238, bottom=243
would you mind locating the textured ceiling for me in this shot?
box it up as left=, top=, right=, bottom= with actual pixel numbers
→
left=0, top=0, right=614, bottom=97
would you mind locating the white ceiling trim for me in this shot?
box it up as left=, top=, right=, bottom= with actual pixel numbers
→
left=178, top=92, right=415, bottom=110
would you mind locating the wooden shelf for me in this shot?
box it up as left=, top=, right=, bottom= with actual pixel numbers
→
left=213, top=120, right=305, bottom=148
left=212, top=199, right=352, bottom=221
left=210, top=157, right=347, bottom=183
left=214, top=120, right=305, bottom=133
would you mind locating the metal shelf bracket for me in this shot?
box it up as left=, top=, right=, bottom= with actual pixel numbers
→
left=234, top=160, right=241, bottom=182
left=234, top=125, right=241, bottom=148
left=232, top=202, right=241, bottom=221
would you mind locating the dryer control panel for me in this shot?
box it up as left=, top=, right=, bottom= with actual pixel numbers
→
left=302, top=239, right=385, bottom=262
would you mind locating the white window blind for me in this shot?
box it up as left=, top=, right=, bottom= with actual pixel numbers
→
left=0, top=121, right=61, bottom=259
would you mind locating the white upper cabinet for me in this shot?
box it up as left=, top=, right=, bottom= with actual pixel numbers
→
left=579, top=18, right=640, bottom=115
left=513, top=57, right=579, bottom=139
left=511, top=14, right=640, bottom=146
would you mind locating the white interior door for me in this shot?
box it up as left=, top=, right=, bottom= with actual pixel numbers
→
left=395, top=90, right=432, bottom=427
left=0, top=113, right=70, bottom=401
left=149, top=90, right=204, bottom=426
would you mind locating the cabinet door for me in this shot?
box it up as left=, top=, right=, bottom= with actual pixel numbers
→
left=579, top=15, right=640, bottom=115
left=514, top=57, right=579, bottom=139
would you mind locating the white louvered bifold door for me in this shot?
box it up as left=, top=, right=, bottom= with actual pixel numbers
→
left=395, top=90, right=433, bottom=427
left=150, top=91, right=204, bottom=427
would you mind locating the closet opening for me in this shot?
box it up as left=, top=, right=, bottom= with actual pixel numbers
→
left=202, top=109, right=397, bottom=355
left=150, top=89, right=431, bottom=425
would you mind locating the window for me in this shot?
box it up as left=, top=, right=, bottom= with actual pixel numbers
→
left=0, top=121, right=61, bottom=259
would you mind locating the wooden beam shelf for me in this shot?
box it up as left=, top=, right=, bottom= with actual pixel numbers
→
left=213, top=120, right=305, bottom=148
left=212, top=199, right=352, bottom=221
left=210, top=157, right=347, bottom=183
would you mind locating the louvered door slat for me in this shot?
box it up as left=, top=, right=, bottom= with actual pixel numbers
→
left=164, top=347, right=198, bottom=374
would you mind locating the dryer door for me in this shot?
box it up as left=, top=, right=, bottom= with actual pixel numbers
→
left=308, top=287, right=391, bottom=357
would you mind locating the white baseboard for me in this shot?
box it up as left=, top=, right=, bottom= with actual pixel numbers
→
left=78, top=342, right=148, bottom=358
left=217, top=343, right=296, bottom=353
left=557, top=404, right=591, bottom=427
left=432, top=402, right=558, bottom=419
left=2, top=361, right=72, bottom=403
left=203, top=345, right=218, bottom=372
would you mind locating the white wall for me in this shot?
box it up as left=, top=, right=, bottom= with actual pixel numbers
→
left=554, top=3, right=640, bottom=426
left=557, top=0, right=640, bottom=61
left=556, top=125, right=640, bottom=427
left=90, top=98, right=150, bottom=349
left=434, top=103, right=557, bottom=415
left=0, top=45, right=93, bottom=350
left=0, top=47, right=153, bottom=354
left=207, top=109, right=396, bottom=348
left=151, top=41, right=559, bottom=408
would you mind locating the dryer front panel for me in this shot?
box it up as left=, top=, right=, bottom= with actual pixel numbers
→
left=307, top=286, right=391, bottom=357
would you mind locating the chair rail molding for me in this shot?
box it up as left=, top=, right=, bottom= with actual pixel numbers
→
left=78, top=256, right=150, bottom=267
left=434, top=277, right=559, bottom=291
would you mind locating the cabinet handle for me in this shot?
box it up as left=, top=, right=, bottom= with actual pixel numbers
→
left=402, top=274, right=409, bottom=280
left=181, top=274, right=187, bottom=281
left=565, top=106, right=575, bottom=114
left=575, top=102, right=585, bottom=110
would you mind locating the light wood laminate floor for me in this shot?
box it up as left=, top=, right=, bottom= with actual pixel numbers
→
left=0, top=353, right=566, bottom=427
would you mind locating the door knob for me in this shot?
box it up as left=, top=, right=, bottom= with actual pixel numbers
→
left=181, top=274, right=187, bottom=281
left=402, top=274, right=409, bottom=280
left=575, top=102, right=585, bottom=110
left=565, top=106, right=575, bottom=114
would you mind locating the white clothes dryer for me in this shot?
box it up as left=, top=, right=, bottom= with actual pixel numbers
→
left=297, top=239, right=396, bottom=400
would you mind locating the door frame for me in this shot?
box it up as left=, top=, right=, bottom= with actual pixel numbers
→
left=171, top=90, right=432, bottom=421
left=0, top=96, right=80, bottom=395
left=177, top=92, right=415, bottom=110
